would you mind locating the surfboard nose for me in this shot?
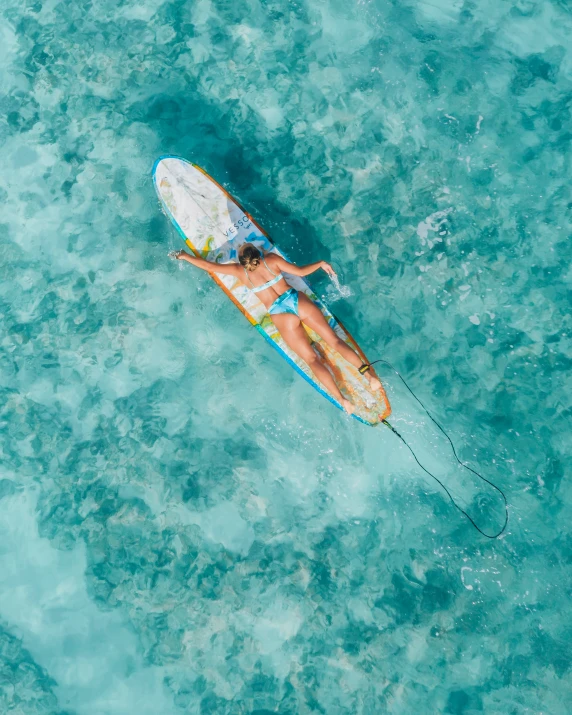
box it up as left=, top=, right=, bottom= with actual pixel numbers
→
left=152, top=154, right=187, bottom=175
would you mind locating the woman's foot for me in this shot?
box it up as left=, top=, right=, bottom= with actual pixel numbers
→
left=368, top=375, right=382, bottom=391
left=358, top=362, right=381, bottom=391
left=341, top=398, right=355, bottom=415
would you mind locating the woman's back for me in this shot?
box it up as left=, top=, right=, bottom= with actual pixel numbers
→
left=239, top=252, right=289, bottom=306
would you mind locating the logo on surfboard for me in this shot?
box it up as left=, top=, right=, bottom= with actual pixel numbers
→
left=224, top=215, right=252, bottom=238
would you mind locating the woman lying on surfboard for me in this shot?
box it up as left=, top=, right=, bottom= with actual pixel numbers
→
left=173, top=244, right=381, bottom=414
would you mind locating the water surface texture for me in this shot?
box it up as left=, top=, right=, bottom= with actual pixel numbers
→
left=1, top=0, right=571, bottom=713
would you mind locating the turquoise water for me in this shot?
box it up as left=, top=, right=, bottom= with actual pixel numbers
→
left=1, top=0, right=571, bottom=712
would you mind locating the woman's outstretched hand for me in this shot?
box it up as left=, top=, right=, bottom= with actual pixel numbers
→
left=169, top=250, right=188, bottom=261
left=321, top=261, right=337, bottom=278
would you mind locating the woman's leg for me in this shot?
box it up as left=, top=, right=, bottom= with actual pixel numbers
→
left=297, top=293, right=381, bottom=390
left=271, top=312, right=354, bottom=414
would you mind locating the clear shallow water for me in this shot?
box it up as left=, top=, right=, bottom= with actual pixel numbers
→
left=1, top=0, right=571, bottom=712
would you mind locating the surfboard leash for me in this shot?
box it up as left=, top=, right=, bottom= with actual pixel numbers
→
left=369, top=359, right=509, bottom=539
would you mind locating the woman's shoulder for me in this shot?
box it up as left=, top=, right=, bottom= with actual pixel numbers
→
left=263, top=251, right=282, bottom=267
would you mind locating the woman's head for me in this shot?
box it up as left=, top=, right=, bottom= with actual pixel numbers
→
left=238, top=243, right=262, bottom=271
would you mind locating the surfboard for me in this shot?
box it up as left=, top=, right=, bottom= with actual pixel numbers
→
left=152, top=156, right=391, bottom=426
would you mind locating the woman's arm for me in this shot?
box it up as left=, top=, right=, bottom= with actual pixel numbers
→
left=270, top=254, right=336, bottom=278
left=174, top=250, right=241, bottom=277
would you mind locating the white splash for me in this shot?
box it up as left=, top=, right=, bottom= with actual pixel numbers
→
left=416, top=208, right=453, bottom=245
left=461, top=567, right=474, bottom=590
left=330, top=273, right=352, bottom=299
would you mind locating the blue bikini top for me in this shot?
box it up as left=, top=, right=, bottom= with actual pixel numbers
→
left=243, top=256, right=284, bottom=293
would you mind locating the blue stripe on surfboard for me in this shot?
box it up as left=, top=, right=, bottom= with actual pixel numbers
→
left=153, top=156, right=375, bottom=426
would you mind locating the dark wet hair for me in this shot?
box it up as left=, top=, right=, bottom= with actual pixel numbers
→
left=238, top=244, right=262, bottom=271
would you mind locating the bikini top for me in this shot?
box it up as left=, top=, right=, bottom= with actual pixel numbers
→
left=243, top=256, right=284, bottom=293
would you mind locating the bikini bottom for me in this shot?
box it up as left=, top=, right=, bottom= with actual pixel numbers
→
left=268, top=288, right=299, bottom=317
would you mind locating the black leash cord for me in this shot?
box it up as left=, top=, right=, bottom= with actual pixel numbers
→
left=370, top=359, right=509, bottom=539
